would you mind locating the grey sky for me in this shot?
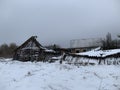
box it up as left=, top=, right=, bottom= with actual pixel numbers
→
left=0, top=0, right=120, bottom=47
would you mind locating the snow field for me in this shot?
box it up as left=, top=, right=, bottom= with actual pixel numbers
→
left=0, top=59, right=120, bottom=90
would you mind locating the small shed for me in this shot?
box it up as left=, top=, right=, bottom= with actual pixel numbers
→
left=13, top=36, right=56, bottom=61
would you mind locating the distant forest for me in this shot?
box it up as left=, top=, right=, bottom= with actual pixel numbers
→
left=0, top=43, right=18, bottom=58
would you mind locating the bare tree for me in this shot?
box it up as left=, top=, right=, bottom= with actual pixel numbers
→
left=102, top=33, right=119, bottom=50
left=106, top=32, right=112, bottom=49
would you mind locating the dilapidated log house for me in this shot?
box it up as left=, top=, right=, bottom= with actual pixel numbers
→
left=13, top=36, right=56, bottom=61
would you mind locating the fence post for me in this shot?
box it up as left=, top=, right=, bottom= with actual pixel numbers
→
left=98, top=54, right=103, bottom=65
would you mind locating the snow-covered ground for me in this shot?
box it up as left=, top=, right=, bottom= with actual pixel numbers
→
left=0, top=59, right=120, bottom=90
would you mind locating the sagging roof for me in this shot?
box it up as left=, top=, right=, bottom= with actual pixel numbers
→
left=15, top=36, right=44, bottom=52
left=14, top=36, right=56, bottom=53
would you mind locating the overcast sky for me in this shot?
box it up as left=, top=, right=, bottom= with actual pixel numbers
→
left=0, top=0, right=120, bottom=47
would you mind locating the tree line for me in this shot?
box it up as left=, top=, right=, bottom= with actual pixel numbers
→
left=101, top=33, right=120, bottom=50
left=0, top=43, right=18, bottom=58
left=0, top=33, right=120, bottom=58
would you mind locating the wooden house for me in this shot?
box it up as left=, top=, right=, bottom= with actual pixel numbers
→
left=13, top=36, right=56, bottom=61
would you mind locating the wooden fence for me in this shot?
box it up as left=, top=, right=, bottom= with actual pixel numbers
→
left=63, top=53, right=120, bottom=65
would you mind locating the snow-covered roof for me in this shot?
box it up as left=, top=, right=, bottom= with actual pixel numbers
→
left=44, top=48, right=56, bottom=53
left=76, top=49, right=120, bottom=57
